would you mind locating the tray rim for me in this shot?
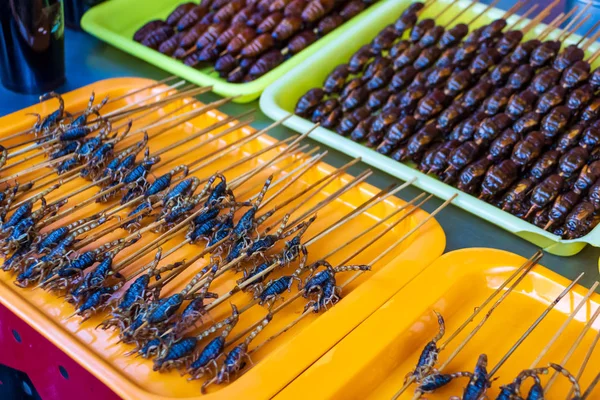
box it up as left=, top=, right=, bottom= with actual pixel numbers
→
left=80, top=0, right=391, bottom=103
left=0, top=77, right=446, bottom=400
left=259, top=0, right=600, bottom=256
left=274, top=247, right=599, bottom=399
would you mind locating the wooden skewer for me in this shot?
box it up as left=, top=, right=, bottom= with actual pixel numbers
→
left=488, top=273, right=584, bottom=378
left=561, top=13, right=592, bottom=44
left=467, top=0, right=502, bottom=25
left=581, top=372, right=600, bottom=399
left=194, top=170, right=374, bottom=301
left=567, top=324, right=600, bottom=398
left=544, top=299, right=600, bottom=392
left=107, top=76, right=179, bottom=104
left=530, top=281, right=599, bottom=368
left=445, top=0, right=479, bottom=28
left=124, top=142, right=310, bottom=282
left=507, top=3, right=538, bottom=31
left=233, top=196, right=448, bottom=375
left=586, top=47, right=600, bottom=65
left=41, top=115, right=264, bottom=226
left=103, top=81, right=193, bottom=118
left=341, top=194, right=455, bottom=290
left=102, top=84, right=206, bottom=123
left=232, top=192, right=422, bottom=299
left=582, top=24, right=600, bottom=51
left=103, top=123, right=283, bottom=220
left=521, top=0, right=561, bottom=34
left=442, top=250, right=544, bottom=352
left=3, top=84, right=196, bottom=156
left=258, top=157, right=364, bottom=228
left=538, top=12, right=565, bottom=40
left=433, top=0, right=457, bottom=20
left=232, top=189, right=426, bottom=300
left=442, top=264, right=560, bottom=375
left=499, top=0, right=527, bottom=20
left=539, top=3, right=581, bottom=40
left=1, top=95, right=232, bottom=181
left=248, top=308, right=313, bottom=355
left=558, top=2, right=593, bottom=42
left=0, top=153, right=73, bottom=185
left=577, top=19, right=600, bottom=46
left=5, top=82, right=186, bottom=151
left=137, top=149, right=327, bottom=286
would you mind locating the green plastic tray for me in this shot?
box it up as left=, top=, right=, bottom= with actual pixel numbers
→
left=81, top=0, right=385, bottom=103
left=260, top=0, right=600, bottom=256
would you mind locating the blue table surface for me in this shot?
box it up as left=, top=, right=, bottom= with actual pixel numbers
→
left=1, top=0, right=599, bottom=289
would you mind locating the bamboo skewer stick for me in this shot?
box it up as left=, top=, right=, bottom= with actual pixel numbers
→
left=2, top=93, right=229, bottom=164
left=544, top=300, right=600, bottom=392
left=136, top=150, right=329, bottom=284
left=529, top=282, right=599, bottom=368
left=488, top=273, right=585, bottom=378
left=442, top=0, right=478, bottom=28
left=439, top=261, right=542, bottom=371
left=107, top=76, right=179, bottom=104
left=39, top=118, right=267, bottom=226
left=341, top=194, right=453, bottom=290
left=467, top=0, right=502, bottom=25
left=507, top=4, right=538, bottom=31
left=442, top=250, right=544, bottom=352
left=567, top=327, right=600, bottom=398
left=577, top=20, right=600, bottom=46
left=582, top=25, right=600, bottom=52
left=521, top=0, right=561, bottom=34
left=581, top=372, right=600, bottom=399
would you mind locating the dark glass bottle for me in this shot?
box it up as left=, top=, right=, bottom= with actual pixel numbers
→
left=0, top=0, right=66, bottom=94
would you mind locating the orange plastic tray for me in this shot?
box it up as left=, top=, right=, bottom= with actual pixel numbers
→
left=279, top=248, right=600, bottom=399
left=0, top=78, right=445, bottom=399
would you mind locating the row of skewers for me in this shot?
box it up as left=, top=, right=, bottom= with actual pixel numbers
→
left=0, top=79, right=446, bottom=393
left=294, top=0, right=600, bottom=240
left=134, top=0, right=378, bottom=82
left=393, top=251, right=600, bottom=400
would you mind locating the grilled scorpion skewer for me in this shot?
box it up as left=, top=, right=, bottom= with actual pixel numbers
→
left=168, top=191, right=440, bottom=385
left=36, top=115, right=256, bottom=226
left=392, top=250, right=544, bottom=399
left=1, top=76, right=181, bottom=144
left=140, top=155, right=366, bottom=297
left=38, top=140, right=308, bottom=290
left=116, top=149, right=329, bottom=290
left=211, top=194, right=448, bottom=388
left=2, top=85, right=211, bottom=162
left=407, top=272, right=583, bottom=399
left=105, top=128, right=314, bottom=276
left=0, top=96, right=235, bottom=186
